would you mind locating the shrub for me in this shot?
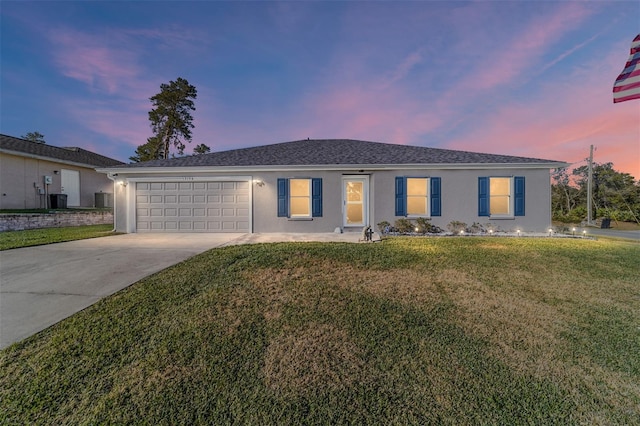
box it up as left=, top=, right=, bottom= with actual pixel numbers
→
left=415, top=217, right=430, bottom=234
left=377, top=221, right=391, bottom=235
left=469, top=222, right=486, bottom=233
left=447, top=221, right=467, bottom=234
left=394, top=218, right=414, bottom=233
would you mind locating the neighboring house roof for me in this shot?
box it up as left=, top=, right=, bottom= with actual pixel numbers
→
left=0, top=134, right=124, bottom=168
left=105, top=139, right=565, bottom=170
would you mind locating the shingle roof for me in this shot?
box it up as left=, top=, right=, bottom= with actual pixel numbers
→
left=0, top=134, right=124, bottom=167
left=111, top=139, right=564, bottom=169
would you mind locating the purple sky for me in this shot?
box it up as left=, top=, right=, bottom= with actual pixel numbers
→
left=2, top=1, right=639, bottom=178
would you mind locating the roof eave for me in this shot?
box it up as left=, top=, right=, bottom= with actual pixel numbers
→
left=97, top=161, right=569, bottom=175
left=0, top=148, right=116, bottom=169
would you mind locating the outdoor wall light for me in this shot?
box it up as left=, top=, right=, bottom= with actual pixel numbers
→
left=118, top=180, right=127, bottom=187
left=253, top=179, right=265, bottom=187
left=53, top=170, right=59, bottom=175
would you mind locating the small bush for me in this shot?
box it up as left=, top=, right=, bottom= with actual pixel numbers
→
left=469, top=222, right=486, bottom=233
left=377, top=221, right=391, bottom=234
left=415, top=217, right=429, bottom=234
left=447, top=221, right=467, bottom=234
left=394, top=218, right=414, bottom=233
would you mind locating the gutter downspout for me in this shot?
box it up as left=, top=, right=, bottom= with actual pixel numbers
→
left=106, top=173, right=118, bottom=232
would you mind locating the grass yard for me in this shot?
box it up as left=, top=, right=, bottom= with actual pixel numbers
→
left=1, top=237, right=638, bottom=424
left=0, top=224, right=115, bottom=250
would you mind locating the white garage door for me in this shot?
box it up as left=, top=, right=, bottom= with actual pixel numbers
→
left=136, top=181, right=250, bottom=232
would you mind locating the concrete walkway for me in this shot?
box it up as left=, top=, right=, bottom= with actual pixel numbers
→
left=0, top=232, right=361, bottom=349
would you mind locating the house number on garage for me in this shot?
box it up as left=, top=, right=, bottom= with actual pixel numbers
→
left=179, top=177, right=194, bottom=181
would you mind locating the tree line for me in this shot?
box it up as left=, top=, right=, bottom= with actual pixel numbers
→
left=552, top=163, right=639, bottom=224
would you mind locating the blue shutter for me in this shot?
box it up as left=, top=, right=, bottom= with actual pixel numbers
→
left=311, top=178, right=322, bottom=217
left=514, top=176, right=525, bottom=216
left=478, top=177, right=489, bottom=216
left=395, top=177, right=406, bottom=216
left=277, top=178, right=289, bottom=217
left=430, top=177, right=441, bottom=217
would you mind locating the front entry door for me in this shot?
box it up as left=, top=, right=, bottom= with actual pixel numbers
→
left=343, top=177, right=368, bottom=227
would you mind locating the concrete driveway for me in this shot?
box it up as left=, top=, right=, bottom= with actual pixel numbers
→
left=0, top=232, right=360, bottom=349
left=0, top=233, right=248, bottom=349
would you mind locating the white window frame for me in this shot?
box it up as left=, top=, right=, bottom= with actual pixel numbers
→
left=289, top=178, right=312, bottom=218
left=406, top=177, right=430, bottom=217
left=489, top=177, right=514, bottom=218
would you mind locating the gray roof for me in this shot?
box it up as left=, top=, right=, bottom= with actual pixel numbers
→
left=0, top=134, right=124, bottom=167
left=111, top=139, right=564, bottom=169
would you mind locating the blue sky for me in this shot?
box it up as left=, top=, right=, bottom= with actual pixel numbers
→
left=1, top=1, right=639, bottom=177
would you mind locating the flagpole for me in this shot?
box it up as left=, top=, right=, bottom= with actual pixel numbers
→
left=587, top=145, right=594, bottom=226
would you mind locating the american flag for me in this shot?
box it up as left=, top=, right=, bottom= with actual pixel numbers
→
left=613, top=34, right=640, bottom=103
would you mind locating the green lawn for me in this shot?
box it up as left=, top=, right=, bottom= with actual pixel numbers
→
left=0, top=224, right=116, bottom=250
left=1, top=238, right=638, bottom=424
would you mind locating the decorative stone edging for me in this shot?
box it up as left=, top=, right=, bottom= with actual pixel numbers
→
left=0, top=211, right=113, bottom=232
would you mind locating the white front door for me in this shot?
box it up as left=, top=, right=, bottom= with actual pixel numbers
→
left=343, top=176, right=368, bottom=227
left=61, top=169, right=80, bottom=206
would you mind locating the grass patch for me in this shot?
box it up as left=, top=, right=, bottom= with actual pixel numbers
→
left=1, top=238, right=638, bottom=423
left=0, top=224, right=116, bottom=250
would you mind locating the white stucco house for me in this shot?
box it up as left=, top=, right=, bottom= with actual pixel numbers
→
left=97, top=139, right=567, bottom=234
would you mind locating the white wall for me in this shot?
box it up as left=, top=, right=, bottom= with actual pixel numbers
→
left=109, top=166, right=553, bottom=233
left=0, top=153, right=114, bottom=209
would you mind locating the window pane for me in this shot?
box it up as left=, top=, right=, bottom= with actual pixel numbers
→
left=490, top=178, right=510, bottom=196
left=346, top=204, right=363, bottom=224
left=291, top=198, right=310, bottom=216
left=347, top=182, right=363, bottom=202
left=407, top=178, right=428, bottom=196
left=490, top=196, right=509, bottom=215
left=407, top=197, right=427, bottom=215
left=290, top=179, right=310, bottom=197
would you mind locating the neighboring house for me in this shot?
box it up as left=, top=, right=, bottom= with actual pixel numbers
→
left=97, top=139, right=567, bottom=234
left=0, top=134, right=124, bottom=209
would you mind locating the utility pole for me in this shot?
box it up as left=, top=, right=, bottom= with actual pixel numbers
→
left=587, top=145, right=594, bottom=226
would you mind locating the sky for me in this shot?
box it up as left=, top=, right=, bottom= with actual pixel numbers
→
left=1, top=1, right=639, bottom=178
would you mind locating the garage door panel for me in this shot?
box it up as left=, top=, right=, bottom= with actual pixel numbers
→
left=136, top=181, right=249, bottom=233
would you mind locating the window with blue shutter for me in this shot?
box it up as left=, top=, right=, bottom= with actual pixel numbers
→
left=478, top=177, right=489, bottom=216
left=478, top=176, right=525, bottom=217
left=277, top=178, right=322, bottom=218
left=395, top=177, right=406, bottom=216
left=430, top=177, right=441, bottom=217
left=396, top=176, right=440, bottom=217
left=514, top=176, right=525, bottom=216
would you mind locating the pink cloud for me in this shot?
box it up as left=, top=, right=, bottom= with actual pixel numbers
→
left=446, top=47, right=640, bottom=178
left=48, top=28, right=142, bottom=94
